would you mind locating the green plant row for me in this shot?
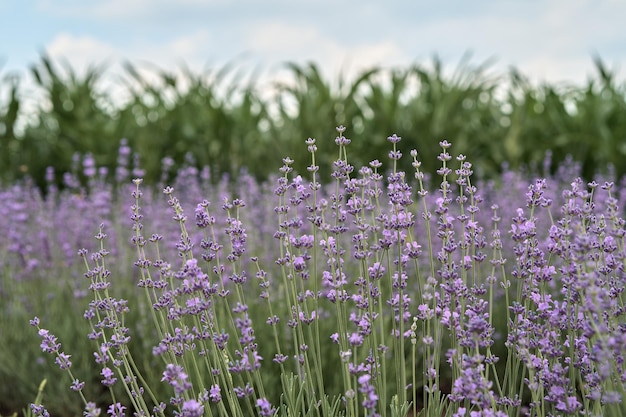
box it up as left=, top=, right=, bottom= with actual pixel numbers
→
left=1, top=54, right=626, bottom=188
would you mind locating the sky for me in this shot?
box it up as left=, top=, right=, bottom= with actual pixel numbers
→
left=1, top=0, right=625, bottom=99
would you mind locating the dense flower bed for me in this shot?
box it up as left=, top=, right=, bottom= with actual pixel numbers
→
left=1, top=128, right=625, bottom=417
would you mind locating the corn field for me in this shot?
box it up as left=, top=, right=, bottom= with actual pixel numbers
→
left=1, top=55, right=626, bottom=188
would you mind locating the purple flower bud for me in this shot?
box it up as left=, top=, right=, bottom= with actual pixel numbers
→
left=107, top=402, right=126, bottom=417
left=181, top=400, right=203, bottom=417
left=256, top=398, right=275, bottom=417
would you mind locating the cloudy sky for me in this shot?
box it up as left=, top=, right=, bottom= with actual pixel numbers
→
left=1, top=0, right=625, bottom=90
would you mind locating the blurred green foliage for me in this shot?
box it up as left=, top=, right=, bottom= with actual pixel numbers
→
left=1, top=54, right=626, bottom=187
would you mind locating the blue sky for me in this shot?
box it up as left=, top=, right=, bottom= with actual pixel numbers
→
left=1, top=0, right=625, bottom=91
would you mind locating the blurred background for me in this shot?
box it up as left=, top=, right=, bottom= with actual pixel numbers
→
left=1, top=0, right=626, bottom=187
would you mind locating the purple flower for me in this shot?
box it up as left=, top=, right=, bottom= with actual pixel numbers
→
left=180, top=399, right=204, bottom=417
left=293, top=255, right=306, bottom=271
left=256, top=398, right=275, bottom=417
left=233, top=383, right=254, bottom=398
left=54, top=352, right=72, bottom=370
left=195, top=202, right=214, bottom=228
left=162, top=364, right=192, bottom=395
left=449, top=354, right=495, bottom=410
left=209, top=384, right=221, bottom=403
left=84, top=402, right=101, bottom=417
left=70, top=378, right=85, bottom=391
left=29, top=404, right=50, bottom=417
left=106, top=402, right=126, bottom=417
left=273, top=353, right=288, bottom=364
left=348, top=332, right=364, bottom=346
left=83, top=153, right=97, bottom=178
left=37, top=329, right=61, bottom=354
left=357, top=373, right=379, bottom=415
left=101, top=367, right=117, bottom=387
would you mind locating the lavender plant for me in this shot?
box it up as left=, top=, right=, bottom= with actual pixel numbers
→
left=1, top=127, right=625, bottom=416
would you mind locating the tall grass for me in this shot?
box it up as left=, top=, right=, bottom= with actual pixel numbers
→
left=2, top=128, right=625, bottom=416
left=2, top=55, right=626, bottom=189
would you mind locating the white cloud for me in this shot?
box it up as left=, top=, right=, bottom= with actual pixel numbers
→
left=246, top=22, right=333, bottom=59
left=90, top=0, right=152, bottom=19
left=39, top=30, right=244, bottom=108
left=86, top=29, right=214, bottom=73
left=46, top=33, right=120, bottom=72
left=37, top=0, right=159, bottom=19
left=36, top=0, right=223, bottom=21
left=401, top=0, right=626, bottom=84
left=25, top=0, right=626, bottom=88
left=44, top=30, right=217, bottom=74
left=244, top=20, right=407, bottom=80
left=340, top=41, right=407, bottom=72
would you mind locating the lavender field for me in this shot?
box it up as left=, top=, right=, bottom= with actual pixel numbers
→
left=1, top=129, right=625, bottom=417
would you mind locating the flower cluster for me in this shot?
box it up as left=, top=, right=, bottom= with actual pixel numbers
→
left=5, top=127, right=624, bottom=417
